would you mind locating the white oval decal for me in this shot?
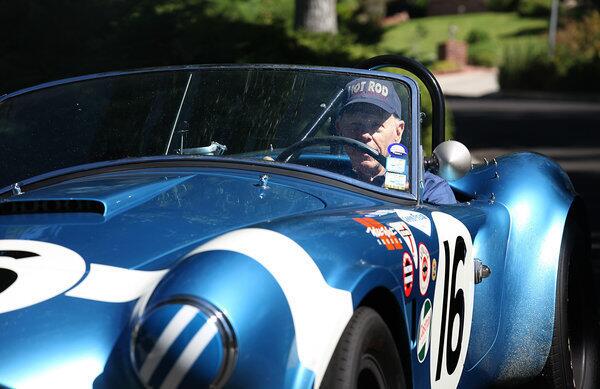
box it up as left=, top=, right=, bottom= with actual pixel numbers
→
left=0, top=240, right=86, bottom=314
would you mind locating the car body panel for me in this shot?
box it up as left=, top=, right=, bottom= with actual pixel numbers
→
left=0, top=65, right=579, bottom=389
left=453, top=152, right=576, bottom=384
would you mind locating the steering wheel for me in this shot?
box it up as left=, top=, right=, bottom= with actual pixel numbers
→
left=275, top=136, right=387, bottom=166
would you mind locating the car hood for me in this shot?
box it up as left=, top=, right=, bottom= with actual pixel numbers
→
left=0, top=169, right=330, bottom=269
left=0, top=168, right=345, bottom=387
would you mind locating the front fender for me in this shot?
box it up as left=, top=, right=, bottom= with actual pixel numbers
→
left=455, top=152, right=576, bottom=383
left=142, top=228, right=359, bottom=389
left=133, top=250, right=305, bottom=388
left=110, top=212, right=419, bottom=388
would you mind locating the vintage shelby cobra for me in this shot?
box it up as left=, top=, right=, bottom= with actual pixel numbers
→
left=0, top=55, right=597, bottom=389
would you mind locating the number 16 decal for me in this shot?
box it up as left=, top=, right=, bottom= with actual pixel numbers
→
left=430, top=212, right=474, bottom=389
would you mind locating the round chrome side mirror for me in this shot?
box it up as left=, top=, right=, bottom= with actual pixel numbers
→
left=427, top=140, right=472, bottom=181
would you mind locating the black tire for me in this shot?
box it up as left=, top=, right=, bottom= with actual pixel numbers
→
left=543, top=218, right=600, bottom=388
left=321, top=307, right=406, bottom=389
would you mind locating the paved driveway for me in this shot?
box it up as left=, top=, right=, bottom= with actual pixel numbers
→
left=435, top=67, right=499, bottom=97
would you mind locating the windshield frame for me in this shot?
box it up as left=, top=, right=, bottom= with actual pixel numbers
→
left=0, top=64, right=421, bottom=202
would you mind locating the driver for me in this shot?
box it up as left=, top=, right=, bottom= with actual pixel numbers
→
left=335, top=78, right=456, bottom=205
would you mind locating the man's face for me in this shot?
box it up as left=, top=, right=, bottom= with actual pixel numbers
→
left=336, top=104, right=405, bottom=181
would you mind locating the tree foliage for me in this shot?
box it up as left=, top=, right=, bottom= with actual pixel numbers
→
left=0, top=0, right=358, bottom=94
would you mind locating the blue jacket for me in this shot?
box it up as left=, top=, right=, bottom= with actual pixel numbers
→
left=422, top=171, right=457, bottom=205
left=359, top=171, right=457, bottom=205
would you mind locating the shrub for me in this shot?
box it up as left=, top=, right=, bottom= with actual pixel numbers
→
left=553, top=11, right=600, bottom=91
left=499, top=11, right=600, bottom=92
left=517, top=0, right=552, bottom=17
left=338, top=0, right=361, bottom=23
left=466, top=28, right=491, bottom=44
left=346, top=0, right=385, bottom=43
left=469, top=41, right=500, bottom=66
left=556, top=11, right=600, bottom=63
left=204, top=0, right=293, bottom=25
left=485, top=0, right=519, bottom=12
left=499, top=41, right=557, bottom=90
left=406, top=0, right=430, bottom=17
left=430, top=60, right=463, bottom=73
left=356, top=0, right=386, bottom=23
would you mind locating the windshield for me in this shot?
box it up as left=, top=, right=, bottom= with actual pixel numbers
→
left=0, top=67, right=415, bottom=195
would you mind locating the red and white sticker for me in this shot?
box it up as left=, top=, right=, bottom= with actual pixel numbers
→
left=389, top=221, right=417, bottom=261
left=418, top=298, right=432, bottom=363
left=363, top=209, right=432, bottom=236
left=419, top=243, right=431, bottom=295
left=353, top=218, right=403, bottom=251
left=403, top=252, right=414, bottom=297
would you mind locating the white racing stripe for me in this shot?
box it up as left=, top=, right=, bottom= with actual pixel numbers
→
left=160, top=318, right=218, bottom=389
left=66, top=263, right=168, bottom=302
left=139, top=305, right=199, bottom=384
left=187, top=228, right=354, bottom=388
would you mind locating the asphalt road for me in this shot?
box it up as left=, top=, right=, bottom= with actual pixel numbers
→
left=448, top=95, right=600, bottom=314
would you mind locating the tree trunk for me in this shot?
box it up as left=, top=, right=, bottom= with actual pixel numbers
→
left=295, top=0, right=338, bottom=33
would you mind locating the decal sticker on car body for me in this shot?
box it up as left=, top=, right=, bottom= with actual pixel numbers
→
left=403, top=252, right=414, bottom=298
left=0, top=240, right=86, bottom=314
left=429, top=212, right=475, bottom=389
left=394, top=209, right=432, bottom=236
left=0, top=240, right=168, bottom=313
left=363, top=209, right=432, bottom=237
left=353, top=217, right=403, bottom=251
left=419, top=243, right=431, bottom=296
left=389, top=221, right=418, bottom=261
left=418, top=298, right=432, bottom=363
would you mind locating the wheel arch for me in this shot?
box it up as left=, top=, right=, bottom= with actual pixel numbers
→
left=567, top=196, right=591, bottom=251
left=461, top=152, right=584, bottom=383
left=358, top=287, right=413, bottom=388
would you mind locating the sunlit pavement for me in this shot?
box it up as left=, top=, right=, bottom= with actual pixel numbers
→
left=435, top=67, right=499, bottom=98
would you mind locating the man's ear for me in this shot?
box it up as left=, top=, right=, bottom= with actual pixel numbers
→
left=396, top=120, right=405, bottom=140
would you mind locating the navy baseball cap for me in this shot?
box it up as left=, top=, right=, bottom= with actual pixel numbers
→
left=341, top=78, right=402, bottom=118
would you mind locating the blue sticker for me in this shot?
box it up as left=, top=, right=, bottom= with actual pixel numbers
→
left=385, top=143, right=408, bottom=190
left=388, top=143, right=407, bottom=157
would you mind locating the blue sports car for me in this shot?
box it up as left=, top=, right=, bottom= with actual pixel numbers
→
left=0, top=55, right=597, bottom=389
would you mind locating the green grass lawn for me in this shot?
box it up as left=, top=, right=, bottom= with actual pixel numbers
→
left=379, top=12, right=549, bottom=64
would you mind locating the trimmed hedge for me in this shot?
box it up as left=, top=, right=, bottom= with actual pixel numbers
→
left=499, top=12, right=600, bottom=92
